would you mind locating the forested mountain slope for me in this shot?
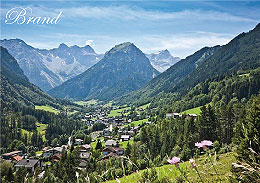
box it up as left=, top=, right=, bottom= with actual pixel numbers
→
left=48, top=42, right=159, bottom=101
left=118, top=23, right=260, bottom=108
left=0, top=46, right=62, bottom=107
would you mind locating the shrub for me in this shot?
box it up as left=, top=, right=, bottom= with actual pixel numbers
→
left=213, top=141, right=220, bottom=153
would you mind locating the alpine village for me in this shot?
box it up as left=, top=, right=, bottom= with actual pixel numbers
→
left=1, top=23, right=260, bottom=183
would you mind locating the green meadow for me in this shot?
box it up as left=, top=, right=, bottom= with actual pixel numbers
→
left=35, top=105, right=59, bottom=114
left=124, top=119, right=148, bottom=127
left=107, top=107, right=131, bottom=117
left=75, top=99, right=98, bottom=106
left=104, top=152, right=235, bottom=183
left=21, top=122, right=47, bottom=141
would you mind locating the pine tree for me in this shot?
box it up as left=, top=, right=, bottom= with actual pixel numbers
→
left=125, top=142, right=131, bottom=156
left=233, top=94, right=260, bottom=182
left=95, top=140, right=102, bottom=150
left=83, top=134, right=91, bottom=144
left=6, top=167, right=14, bottom=182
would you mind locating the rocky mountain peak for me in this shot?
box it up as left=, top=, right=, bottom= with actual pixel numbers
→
left=58, top=43, right=69, bottom=49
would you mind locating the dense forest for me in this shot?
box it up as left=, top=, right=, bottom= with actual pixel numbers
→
left=0, top=102, right=83, bottom=155
left=118, top=23, right=260, bottom=108
left=1, top=93, right=258, bottom=182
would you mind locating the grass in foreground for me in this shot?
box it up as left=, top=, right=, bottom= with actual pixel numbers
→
left=104, top=152, right=235, bottom=183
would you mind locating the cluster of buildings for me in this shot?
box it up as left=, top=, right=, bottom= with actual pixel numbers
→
left=82, top=106, right=142, bottom=127
left=1, top=143, right=92, bottom=173
left=0, top=106, right=150, bottom=175
left=2, top=151, right=39, bottom=173
left=103, top=124, right=142, bottom=141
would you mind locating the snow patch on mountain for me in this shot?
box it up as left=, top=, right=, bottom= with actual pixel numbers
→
left=0, top=39, right=103, bottom=91
left=146, top=49, right=181, bottom=72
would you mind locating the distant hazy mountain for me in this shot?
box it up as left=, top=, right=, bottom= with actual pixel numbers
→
left=146, top=49, right=181, bottom=72
left=0, top=39, right=103, bottom=91
left=48, top=42, right=160, bottom=101
left=0, top=46, right=58, bottom=106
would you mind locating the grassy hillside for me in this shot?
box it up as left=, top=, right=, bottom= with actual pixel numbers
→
left=119, top=138, right=134, bottom=149
left=21, top=122, right=48, bottom=141
left=108, top=107, right=131, bottom=117
left=180, top=103, right=210, bottom=115
left=35, top=105, right=60, bottom=114
left=104, top=152, right=235, bottom=183
left=138, top=103, right=150, bottom=109
left=75, top=100, right=98, bottom=106
left=181, top=106, right=202, bottom=115
left=124, top=119, right=148, bottom=127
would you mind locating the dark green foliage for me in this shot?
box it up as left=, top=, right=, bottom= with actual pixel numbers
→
left=6, top=167, right=14, bottom=182
left=198, top=104, right=219, bottom=141
left=125, top=142, right=132, bottom=156
left=83, top=134, right=92, bottom=144
left=119, top=45, right=220, bottom=105
left=43, top=150, right=79, bottom=183
left=118, top=23, right=260, bottom=112
left=0, top=161, right=14, bottom=182
left=95, top=140, right=102, bottom=150
left=14, top=167, right=26, bottom=183
left=232, top=94, right=260, bottom=182
left=92, top=122, right=106, bottom=132
left=1, top=102, right=82, bottom=153
left=0, top=46, right=73, bottom=108
left=20, top=115, right=37, bottom=131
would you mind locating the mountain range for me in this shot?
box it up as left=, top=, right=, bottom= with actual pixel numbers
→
left=0, top=39, right=103, bottom=91
left=2, top=23, right=260, bottom=107
left=0, top=39, right=180, bottom=92
left=146, top=49, right=180, bottom=72
left=0, top=46, right=59, bottom=106
left=48, top=42, right=160, bottom=100
left=118, top=23, right=260, bottom=107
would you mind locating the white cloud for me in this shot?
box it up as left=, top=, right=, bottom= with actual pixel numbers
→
left=40, top=31, right=234, bottom=58
left=60, top=5, right=258, bottom=23
left=85, top=40, right=93, bottom=45
left=4, top=4, right=255, bottom=23
left=138, top=32, right=233, bottom=58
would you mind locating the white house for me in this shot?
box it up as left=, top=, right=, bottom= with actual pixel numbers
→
left=166, top=113, right=182, bottom=119
left=75, top=139, right=83, bottom=146
left=121, top=135, right=130, bottom=141
left=42, top=147, right=63, bottom=158
left=105, top=140, right=118, bottom=147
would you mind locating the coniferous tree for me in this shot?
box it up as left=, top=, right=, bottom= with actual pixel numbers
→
left=125, top=142, right=131, bottom=157
left=233, top=94, right=260, bottom=182
left=95, top=140, right=102, bottom=150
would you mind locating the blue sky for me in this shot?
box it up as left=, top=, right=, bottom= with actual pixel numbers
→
left=1, top=1, right=260, bottom=58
